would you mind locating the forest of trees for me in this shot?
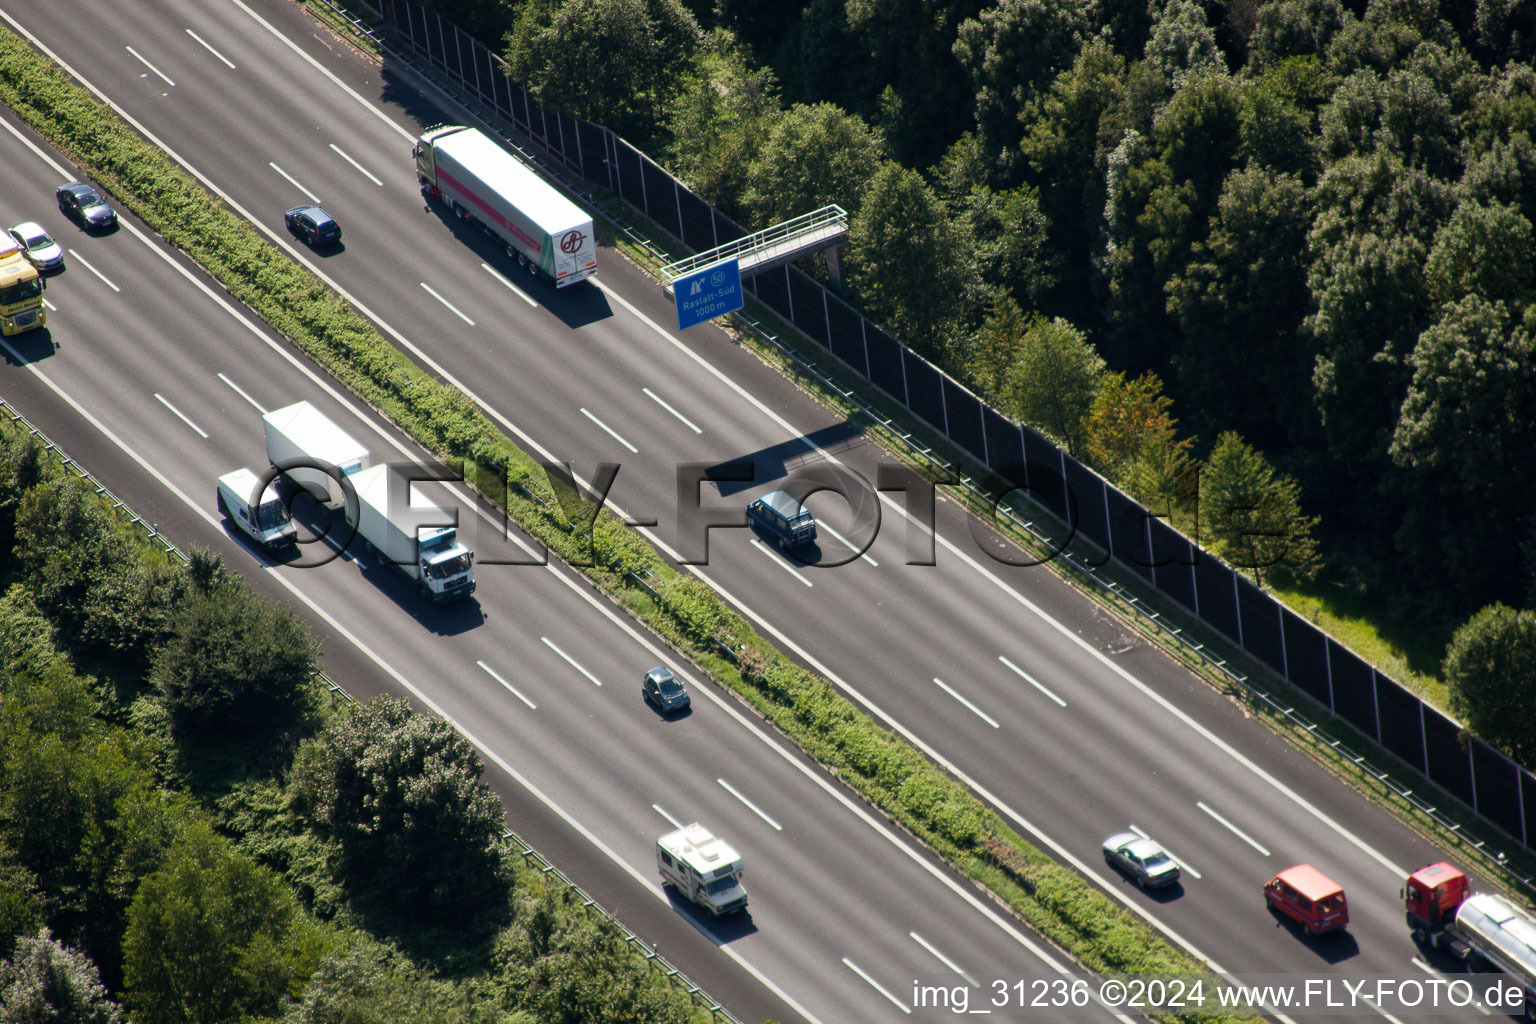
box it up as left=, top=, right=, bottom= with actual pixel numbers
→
left=0, top=428, right=709, bottom=1022
left=415, top=0, right=1536, bottom=748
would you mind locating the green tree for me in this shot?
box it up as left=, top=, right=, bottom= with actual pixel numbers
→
left=1247, top=0, right=1346, bottom=69
left=0, top=928, right=121, bottom=1024
left=284, top=944, right=500, bottom=1024
left=1423, top=199, right=1535, bottom=308
left=1198, top=432, right=1320, bottom=584
left=123, top=824, right=316, bottom=1024
left=0, top=584, right=62, bottom=680
left=151, top=577, right=318, bottom=741
left=1444, top=604, right=1536, bottom=764
left=1144, top=0, right=1224, bottom=88
left=1164, top=164, right=1313, bottom=448
left=960, top=183, right=1055, bottom=310
left=0, top=855, right=42, bottom=961
left=1083, top=371, right=1187, bottom=476
left=1390, top=295, right=1536, bottom=606
left=1002, top=314, right=1106, bottom=452
left=505, top=0, right=702, bottom=143
left=848, top=162, right=967, bottom=352
left=663, top=33, right=781, bottom=217
left=741, top=102, right=885, bottom=225
left=953, top=0, right=1088, bottom=180
left=293, top=698, right=507, bottom=926
left=962, top=294, right=1032, bottom=401
left=0, top=430, right=47, bottom=561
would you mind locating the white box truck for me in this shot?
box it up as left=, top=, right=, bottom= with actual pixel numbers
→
left=216, top=468, right=297, bottom=551
left=344, top=464, right=476, bottom=603
left=413, top=124, right=597, bottom=288
left=656, top=824, right=748, bottom=917
left=263, top=401, right=370, bottom=510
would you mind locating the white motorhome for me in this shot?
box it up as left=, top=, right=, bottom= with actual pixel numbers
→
left=657, top=824, right=747, bottom=917
left=262, top=401, right=370, bottom=509
left=216, top=467, right=296, bottom=551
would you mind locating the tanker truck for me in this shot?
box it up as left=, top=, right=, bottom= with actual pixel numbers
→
left=1404, top=862, right=1536, bottom=1009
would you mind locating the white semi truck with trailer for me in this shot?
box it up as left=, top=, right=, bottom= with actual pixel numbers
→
left=344, top=464, right=475, bottom=604
left=656, top=824, right=748, bottom=917
left=413, top=124, right=597, bottom=288
left=262, top=400, right=370, bottom=510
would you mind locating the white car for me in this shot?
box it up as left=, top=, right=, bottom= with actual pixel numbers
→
left=1102, top=831, right=1181, bottom=888
left=8, top=222, right=63, bottom=271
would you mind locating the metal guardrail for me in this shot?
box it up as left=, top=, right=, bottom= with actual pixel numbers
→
left=660, top=205, right=848, bottom=281
left=0, top=395, right=740, bottom=1023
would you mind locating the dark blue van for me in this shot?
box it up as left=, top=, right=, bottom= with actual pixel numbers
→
left=747, top=490, right=817, bottom=548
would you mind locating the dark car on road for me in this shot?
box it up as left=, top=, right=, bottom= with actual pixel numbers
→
left=56, top=181, right=117, bottom=232
left=642, top=666, right=691, bottom=713
left=746, top=490, right=817, bottom=549
left=284, top=205, right=341, bottom=247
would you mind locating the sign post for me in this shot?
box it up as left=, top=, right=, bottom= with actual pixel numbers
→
left=672, top=258, right=743, bottom=330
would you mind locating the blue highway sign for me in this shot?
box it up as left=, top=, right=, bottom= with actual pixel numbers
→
left=673, top=258, right=743, bottom=330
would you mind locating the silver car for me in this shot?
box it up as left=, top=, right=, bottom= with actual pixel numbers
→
left=8, top=222, right=63, bottom=271
left=1102, top=832, right=1181, bottom=888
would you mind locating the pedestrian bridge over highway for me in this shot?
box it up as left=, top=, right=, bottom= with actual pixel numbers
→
left=662, top=205, right=848, bottom=294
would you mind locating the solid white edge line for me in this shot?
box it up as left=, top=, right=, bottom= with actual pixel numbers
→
left=716, top=778, right=782, bottom=832
left=477, top=660, right=536, bottom=710
left=1196, top=801, right=1272, bottom=857
left=153, top=393, right=208, bottom=438
left=932, top=677, right=1000, bottom=729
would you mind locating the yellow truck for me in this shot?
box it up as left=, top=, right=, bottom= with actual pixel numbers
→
left=0, top=233, right=45, bottom=335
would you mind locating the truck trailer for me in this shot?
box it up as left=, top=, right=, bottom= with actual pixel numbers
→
left=263, top=401, right=370, bottom=510
left=657, top=824, right=748, bottom=917
left=344, top=464, right=475, bottom=604
left=413, top=124, right=596, bottom=288
left=1404, top=862, right=1536, bottom=1008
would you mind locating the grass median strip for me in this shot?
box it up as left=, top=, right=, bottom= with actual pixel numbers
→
left=0, top=26, right=1257, bottom=1022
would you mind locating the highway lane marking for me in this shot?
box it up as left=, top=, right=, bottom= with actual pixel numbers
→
left=642, top=387, right=702, bottom=434
left=909, top=931, right=978, bottom=988
left=418, top=282, right=475, bottom=325
left=1129, top=824, right=1201, bottom=879
left=0, top=84, right=838, bottom=1024
left=184, top=29, right=235, bottom=69
left=478, top=660, right=536, bottom=710
left=42, top=296, right=55, bottom=311
left=816, top=519, right=878, bottom=566
left=218, top=373, right=266, bottom=413
left=539, top=636, right=603, bottom=686
left=329, top=143, right=382, bottom=186
left=1196, top=801, right=1270, bottom=856
left=267, top=161, right=321, bottom=205
left=998, top=655, right=1067, bottom=707
left=153, top=393, right=208, bottom=438
left=579, top=407, right=638, bottom=453
left=841, top=958, right=909, bottom=1014
left=68, top=251, right=119, bottom=292
left=652, top=804, right=683, bottom=830
left=933, top=677, right=1000, bottom=729
left=0, top=20, right=1285, bottom=1019
left=125, top=45, right=174, bottom=87
left=749, top=538, right=813, bottom=587
left=717, top=778, right=782, bottom=831
left=481, top=262, right=537, bottom=306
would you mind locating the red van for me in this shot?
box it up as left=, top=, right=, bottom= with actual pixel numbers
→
left=1265, top=864, right=1349, bottom=935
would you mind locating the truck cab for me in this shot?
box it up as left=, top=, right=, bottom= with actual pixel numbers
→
left=0, top=235, right=45, bottom=335
left=657, top=824, right=747, bottom=917
left=1404, top=861, right=1470, bottom=944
